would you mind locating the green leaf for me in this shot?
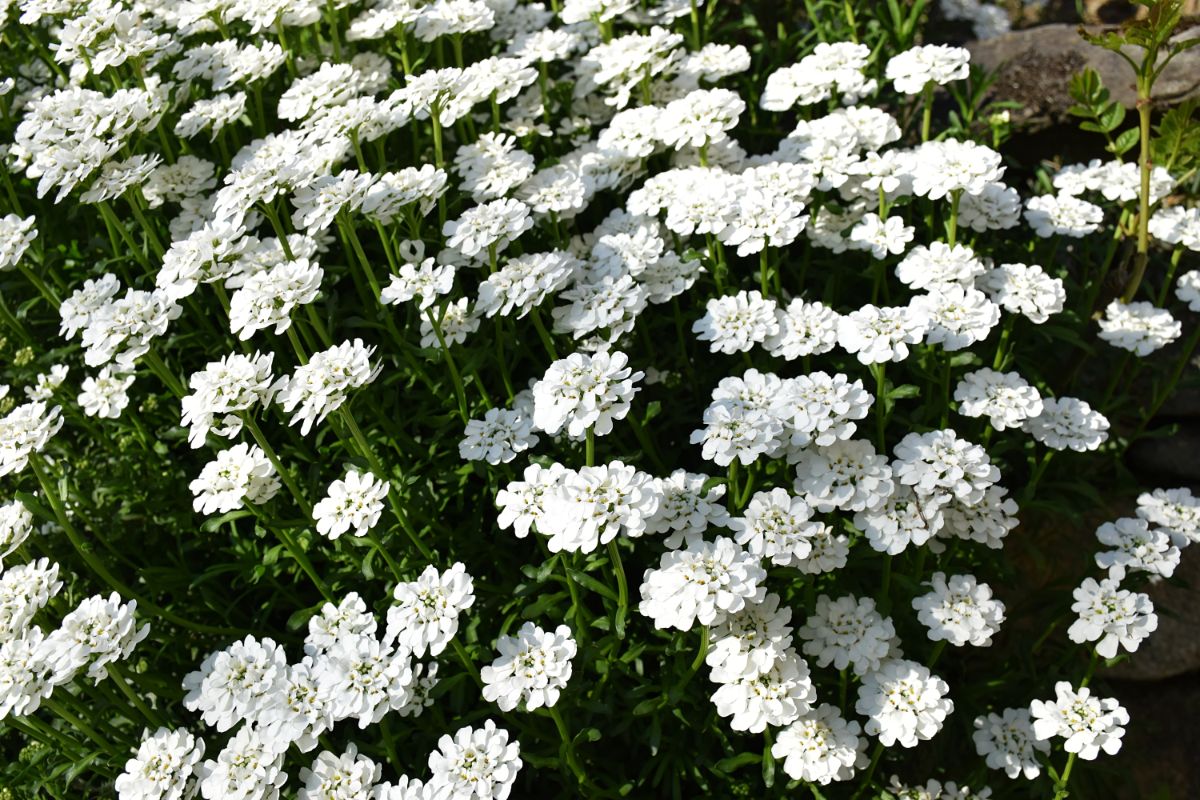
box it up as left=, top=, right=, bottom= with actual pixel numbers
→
left=200, top=509, right=254, bottom=533
left=1111, top=126, right=1140, bottom=156
left=887, top=384, right=921, bottom=400
left=286, top=603, right=321, bottom=631
left=713, top=752, right=761, bottom=772
left=1098, top=101, right=1126, bottom=131
left=567, top=569, right=619, bottom=602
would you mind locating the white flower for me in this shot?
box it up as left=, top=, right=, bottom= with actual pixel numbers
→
left=892, top=429, right=998, bottom=506
left=799, top=594, right=896, bottom=676
left=855, top=485, right=943, bottom=555
left=1095, top=516, right=1180, bottom=580
left=691, top=398, right=784, bottom=467
left=481, top=622, right=576, bottom=712
left=959, top=182, right=1021, bottom=231
left=1030, top=682, right=1128, bottom=760
left=0, top=559, right=62, bottom=642
left=638, top=536, right=766, bottom=630
left=765, top=298, right=840, bottom=360
left=316, top=633, right=414, bottom=728
left=1024, top=193, right=1103, bottom=238
left=729, top=488, right=817, bottom=566
left=443, top=198, right=533, bottom=260
left=495, top=463, right=568, bottom=539
left=973, top=708, right=1050, bottom=780
left=793, top=439, right=894, bottom=513
left=643, top=469, right=731, bottom=546
left=1097, top=300, right=1181, bottom=356
left=0, top=500, right=34, bottom=568
left=189, top=444, right=282, bottom=515
left=182, top=636, right=288, bottom=732
left=198, top=725, right=287, bottom=800
left=977, top=262, right=1064, bottom=324
left=1022, top=397, right=1109, bottom=452
left=710, top=649, right=816, bottom=733
left=381, top=258, right=455, bottom=310
left=386, top=563, right=475, bottom=657
left=0, top=401, right=64, bottom=478
left=1175, top=269, right=1200, bottom=311
left=1067, top=576, right=1157, bottom=658
left=228, top=258, right=323, bottom=340
left=46, top=591, right=150, bottom=681
left=297, top=744, right=381, bottom=800
left=837, top=305, right=930, bottom=364
left=539, top=462, right=660, bottom=553
left=180, top=352, right=276, bottom=448
left=910, top=139, right=1004, bottom=199
left=313, top=470, right=390, bottom=540
left=772, top=704, right=868, bottom=785
left=0, top=214, right=37, bottom=270
left=855, top=659, right=954, bottom=747
left=940, top=486, right=1019, bottom=549
left=1136, top=486, right=1200, bottom=545
left=784, top=371, right=873, bottom=448
left=885, top=44, right=970, bottom=93
left=911, top=285, right=1000, bottom=351
left=531, top=350, right=642, bottom=437
left=78, top=367, right=136, bottom=419
left=419, top=298, right=479, bottom=348
left=116, top=727, right=205, bottom=800
left=460, top=408, right=539, bottom=464
left=274, top=340, right=381, bottom=436
left=847, top=213, right=914, bottom=259
left=954, top=368, right=1043, bottom=431
left=707, top=593, right=793, bottom=682
left=912, top=572, right=1005, bottom=647
left=305, top=593, right=377, bottom=658
left=693, top=290, right=779, bottom=354
left=896, top=243, right=987, bottom=291
left=656, top=88, right=745, bottom=150
left=427, top=720, right=521, bottom=800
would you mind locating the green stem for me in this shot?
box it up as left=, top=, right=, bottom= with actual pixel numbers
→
left=451, top=637, right=483, bottom=689
left=42, top=696, right=118, bottom=755
left=560, top=553, right=589, bottom=646
left=424, top=307, right=470, bottom=423
left=547, top=705, right=589, bottom=787
left=920, top=81, right=934, bottom=142
left=241, top=413, right=312, bottom=517
left=1054, top=752, right=1078, bottom=800
left=530, top=307, right=559, bottom=360
left=107, top=663, right=167, bottom=728
left=606, top=539, right=628, bottom=640
left=870, top=362, right=888, bottom=453
left=1120, top=88, right=1153, bottom=304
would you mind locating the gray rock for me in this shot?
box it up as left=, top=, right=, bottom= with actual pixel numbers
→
left=1108, top=549, right=1200, bottom=680
left=967, top=23, right=1200, bottom=130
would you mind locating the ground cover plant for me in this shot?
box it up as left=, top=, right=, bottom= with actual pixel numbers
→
left=2, top=0, right=1200, bottom=796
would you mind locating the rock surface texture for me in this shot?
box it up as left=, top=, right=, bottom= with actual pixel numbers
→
left=968, top=23, right=1200, bottom=129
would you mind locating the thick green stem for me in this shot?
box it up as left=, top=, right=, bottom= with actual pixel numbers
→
left=1120, top=90, right=1154, bottom=303
left=920, top=81, right=934, bottom=142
